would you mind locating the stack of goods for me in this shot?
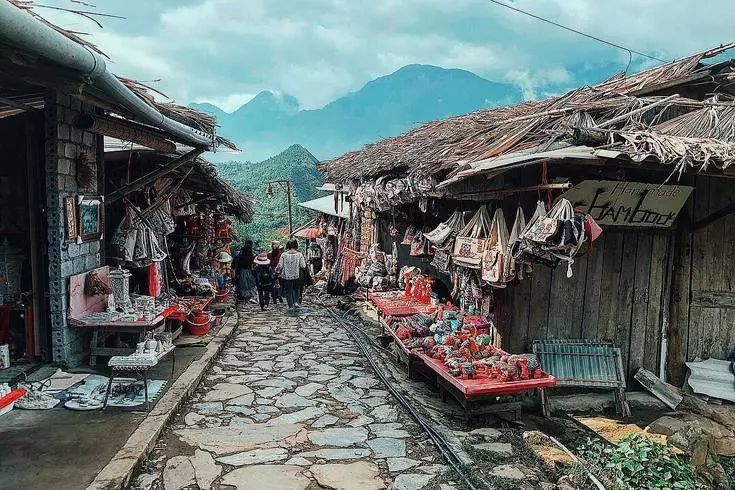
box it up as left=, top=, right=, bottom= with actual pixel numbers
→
left=355, top=244, right=398, bottom=290
left=419, top=324, right=546, bottom=381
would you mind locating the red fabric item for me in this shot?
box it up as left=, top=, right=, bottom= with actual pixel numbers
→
left=148, top=263, right=163, bottom=297
left=268, top=249, right=282, bottom=268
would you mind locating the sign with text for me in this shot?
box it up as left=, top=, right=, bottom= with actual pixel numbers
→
left=560, top=180, right=693, bottom=228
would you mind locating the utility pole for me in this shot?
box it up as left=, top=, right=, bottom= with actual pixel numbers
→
left=266, top=180, right=294, bottom=237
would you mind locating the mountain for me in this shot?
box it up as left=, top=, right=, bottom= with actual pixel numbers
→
left=196, top=64, right=523, bottom=162
left=216, top=144, right=323, bottom=247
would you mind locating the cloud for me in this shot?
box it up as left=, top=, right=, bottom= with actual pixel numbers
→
left=37, top=0, right=735, bottom=110
left=199, top=93, right=257, bottom=113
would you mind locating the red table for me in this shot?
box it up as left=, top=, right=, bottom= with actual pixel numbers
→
left=413, top=351, right=556, bottom=421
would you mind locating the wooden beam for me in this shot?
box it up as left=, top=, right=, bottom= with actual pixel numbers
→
left=105, top=148, right=204, bottom=204
left=75, top=113, right=177, bottom=153
left=0, top=95, right=36, bottom=112
left=691, top=201, right=735, bottom=230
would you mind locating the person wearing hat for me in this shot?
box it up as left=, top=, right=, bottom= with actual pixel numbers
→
left=252, top=253, right=276, bottom=311
left=268, top=241, right=284, bottom=304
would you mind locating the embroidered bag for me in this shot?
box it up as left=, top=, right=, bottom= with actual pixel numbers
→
left=481, top=208, right=510, bottom=285
left=452, top=206, right=491, bottom=269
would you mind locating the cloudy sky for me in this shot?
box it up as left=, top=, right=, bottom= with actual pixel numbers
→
left=42, top=0, right=735, bottom=111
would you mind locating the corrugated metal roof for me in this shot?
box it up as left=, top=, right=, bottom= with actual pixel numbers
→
left=532, top=339, right=626, bottom=389
left=437, top=146, right=600, bottom=190
left=298, top=195, right=349, bottom=219
left=686, top=358, right=735, bottom=402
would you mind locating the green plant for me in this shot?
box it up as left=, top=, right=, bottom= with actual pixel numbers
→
left=575, top=434, right=710, bottom=490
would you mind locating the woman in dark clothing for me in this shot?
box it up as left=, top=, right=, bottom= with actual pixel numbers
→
left=236, top=240, right=257, bottom=300
left=252, top=253, right=276, bottom=310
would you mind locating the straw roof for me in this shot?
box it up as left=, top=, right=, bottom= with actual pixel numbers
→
left=322, top=44, right=735, bottom=184
left=4, top=1, right=237, bottom=151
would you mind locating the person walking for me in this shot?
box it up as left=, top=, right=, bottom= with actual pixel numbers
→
left=252, top=253, right=276, bottom=311
left=268, top=241, right=284, bottom=304
left=235, top=240, right=257, bottom=301
left=306, top=237, right=323, bottom=277
left=276, top=239, right=306, bottom=310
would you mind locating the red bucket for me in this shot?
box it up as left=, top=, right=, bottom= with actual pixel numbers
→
left=215, top=290, right=229, bottom=303
left=186, top=311, right=211, bottom=336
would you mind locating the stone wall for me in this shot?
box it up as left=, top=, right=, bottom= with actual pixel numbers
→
left=44, top=91, right=104, bottom=365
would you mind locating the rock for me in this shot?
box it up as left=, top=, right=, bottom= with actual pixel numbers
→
left=203, top=383, right=254, bottom=402
left=185, top=412, right=205, bottom=426
left=370, top=423, right=410, bottom=438
left=417, top=464, right=449, bottom=475
left=252, top=378, right=297, bottom=389
left=312, top=414, right=340, bottom=428
left=393, top=473, right=433, bottom=490
left=647, top=416, right=688, bottom=437
left=282, top=370, right=309, bottom=379
left=192, top=402, right=223, bottom=415
left=226, top=406, right=256, bottom=416
left=135, top=472, right=159, bottom=490
left=257, top=398, right=274, bottom=405
left=669, top=426, right=713, bottom=467
left=371, top=405, right=399, bottom=423
left=368, top=438, right=406, bottom=458
left=252, top=413, right=272, bottom=423
left=257, top=386, right=285, bottom=398
left=257, top=405, right=280, bottom=414
left=310, top=374, right=337, bottom=382
left=217, top=448, right=289, bottom=466
left=362, top=397, right=388, bottom=407
left=349, top=377, right=379, bottom=389
left=715, top=436, right=735, bottom=456
left=348, top=415, right=375, bottom=427
left=491, top=464, right=526, bottom=480
left=286, top=456, right=312, bottom=466
left=174, top=424, right=304, bottom=455
left=439, top=485, right=458, bottom=490
left=220, top=464, right=310, bottom=490
left=190, top=449, right=221, bottom=489
left=387, top=457, right=421, bottom=472
left=163, top=456, right=195, bottom=490
left=295, top=382, right=324, bottom=397
left=472, top=442, right=513, bottom=457
left=308, top=427, right=369, bottom=447
left=227, top=393, right=256, bottom=407
left=310, top=461, right=385, bottom=490
left=329, top=385, right=364, bottom=403
left=297, top=448, right=372, bottom=460
left=275, top=393, right=316, bottom=408
left=229, top=416, right=254, bottom=426
left=539, top=483, right=557, bottom=490
left=270, top=407, right=327, bottom=424
left=470, top=427, right=502, bottom=440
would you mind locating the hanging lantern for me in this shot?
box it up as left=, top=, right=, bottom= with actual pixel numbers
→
left=109, top=266, right=133, bottom=312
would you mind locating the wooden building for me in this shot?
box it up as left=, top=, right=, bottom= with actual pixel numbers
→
left=321, top=44, right=735, bottom=388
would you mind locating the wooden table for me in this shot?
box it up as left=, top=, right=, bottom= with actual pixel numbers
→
left=102, top=347, right=176, bottom=411
left=69, top=314, right=169, bottom=366
left=414, top=351, right=556, bottom=422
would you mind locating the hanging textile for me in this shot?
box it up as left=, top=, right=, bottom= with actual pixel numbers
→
left=481, top=208, right=510, bottom=286
left=452, top=206, right=491, bottom=269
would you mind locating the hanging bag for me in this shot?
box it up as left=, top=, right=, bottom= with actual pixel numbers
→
left=402, top=225, right=417, bottom=245
left=452, top=206, right=491, bottom=269
left=481, top=208, right=510, bottom=285
left=506, top=207, right=526, bottom=280
left=410, top=231, right=426, bottom=256
left=425, top=211, right=464, bottom=247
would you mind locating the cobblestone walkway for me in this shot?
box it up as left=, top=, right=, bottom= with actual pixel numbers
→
left=132, top=303, right=455, bottom=490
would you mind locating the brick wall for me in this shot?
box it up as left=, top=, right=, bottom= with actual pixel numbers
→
left=44, top=91, right=104, bottom=365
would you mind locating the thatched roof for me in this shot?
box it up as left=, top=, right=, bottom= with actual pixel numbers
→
left=104, top=142, right=256, bottom=223
left=2, top=1, right=237, bottom=151
left=321, top=44, right=735, bottom=184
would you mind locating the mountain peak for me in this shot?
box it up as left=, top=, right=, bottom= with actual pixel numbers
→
left=235, top=90, right=300, bottom=116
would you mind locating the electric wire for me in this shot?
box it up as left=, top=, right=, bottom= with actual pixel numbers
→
left=486, top=0, right=668, bottom=64
left=316, top=299, right=487, bottom=490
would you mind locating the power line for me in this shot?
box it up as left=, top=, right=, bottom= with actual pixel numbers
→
left=486, top=0, right=668, bottom=63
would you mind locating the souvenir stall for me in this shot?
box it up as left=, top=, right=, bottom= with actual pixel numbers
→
left=86, top=145, right=255, bottom=359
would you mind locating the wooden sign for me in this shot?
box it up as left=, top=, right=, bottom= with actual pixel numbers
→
left=560, top=180, right=693, bottom=228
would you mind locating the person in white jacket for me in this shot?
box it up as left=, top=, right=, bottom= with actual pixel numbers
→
left=276, top=239, right=307, bottom=310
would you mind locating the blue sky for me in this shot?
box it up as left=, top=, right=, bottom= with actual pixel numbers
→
left=43, top=0, right=735, bottom=111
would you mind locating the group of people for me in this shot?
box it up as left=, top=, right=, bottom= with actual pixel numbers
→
left=234, top=239, right=312, bottom=311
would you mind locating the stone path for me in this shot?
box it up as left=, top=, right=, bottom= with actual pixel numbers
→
left=132, top=303, right=455, bottom=490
